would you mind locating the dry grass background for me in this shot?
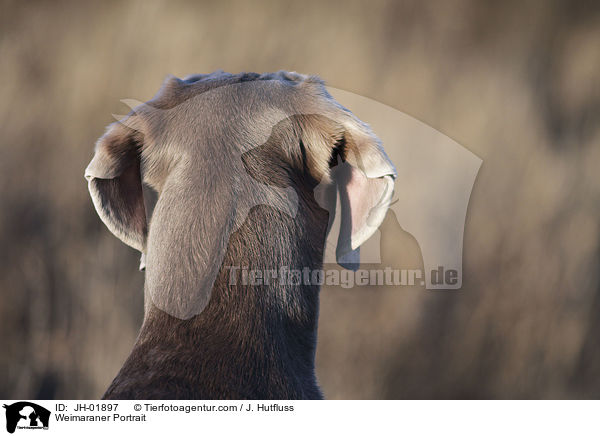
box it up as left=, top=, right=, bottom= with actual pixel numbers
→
left=0, top=0, right=599, bottom=399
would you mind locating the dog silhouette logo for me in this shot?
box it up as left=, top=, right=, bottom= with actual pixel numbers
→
left=3, top=402, right=50, bottom=433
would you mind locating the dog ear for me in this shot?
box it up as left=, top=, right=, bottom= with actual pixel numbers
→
left=84, top=121, right=147, bottom=253
left=302, top=105, right=396, bottom=270
left=333, top=120, right=396, bottom=269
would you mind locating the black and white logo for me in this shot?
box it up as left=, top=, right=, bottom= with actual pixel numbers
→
left=3, top=402, right=50, bottom=434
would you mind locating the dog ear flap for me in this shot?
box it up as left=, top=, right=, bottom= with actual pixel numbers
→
left=304, top=105, right=397, bottom=270
left=333, top=117, right=396, bottom=269
left=84, top=122, right=147, bottom=252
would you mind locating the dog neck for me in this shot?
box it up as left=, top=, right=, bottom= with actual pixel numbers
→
left=103, top=199, right=329, bottom=400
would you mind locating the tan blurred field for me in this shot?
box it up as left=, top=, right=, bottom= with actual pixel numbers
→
left=0, top=0, right=599, bottom=399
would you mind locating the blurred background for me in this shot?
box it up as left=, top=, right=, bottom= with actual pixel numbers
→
left=1, top=0, right=599, bottom=399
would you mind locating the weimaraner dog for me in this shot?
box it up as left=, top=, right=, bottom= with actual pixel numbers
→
left=85, top=71, right=396, bottom=399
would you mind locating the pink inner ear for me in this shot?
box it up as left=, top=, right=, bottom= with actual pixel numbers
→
left=345, top=166, right=375, bottom=236
left=336, top=162, right=394, bottom=266
left=345, top=166, right=391, bottom=238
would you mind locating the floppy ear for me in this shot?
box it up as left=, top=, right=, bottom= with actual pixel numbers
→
left=308, top=109, right=397, bottom=270
left=84, top=122, right=147, bottom=253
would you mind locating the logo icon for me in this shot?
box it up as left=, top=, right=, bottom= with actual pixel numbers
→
left=3, top=402, right=50, bottom=434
